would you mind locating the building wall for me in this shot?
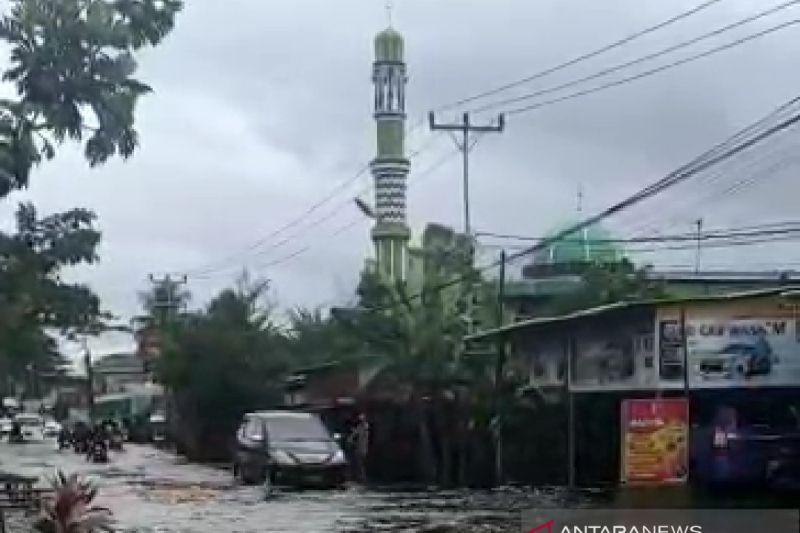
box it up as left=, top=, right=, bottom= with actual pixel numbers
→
left=508, top=310, right=656, bottom=393
left=506, top=293, right=800, bottom=394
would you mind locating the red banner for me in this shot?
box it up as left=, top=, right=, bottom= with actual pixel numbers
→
left=621, top=398, right=689, bottom=484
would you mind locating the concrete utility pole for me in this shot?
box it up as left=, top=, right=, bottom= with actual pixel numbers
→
left=428, top=112, right=505, bottom=237
left=429, top=112, right=505, bottom=338
left=147, top=274, right=188, bottom=324
left=492, top=250, right=507, bottom=485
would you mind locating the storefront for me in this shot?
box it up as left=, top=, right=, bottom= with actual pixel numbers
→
left=465, top=286, right=800, bottom=487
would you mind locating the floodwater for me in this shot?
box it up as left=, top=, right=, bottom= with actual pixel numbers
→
left=0, top=441, right=574, bottom=532
left=1, top=441, right=794, bottom=532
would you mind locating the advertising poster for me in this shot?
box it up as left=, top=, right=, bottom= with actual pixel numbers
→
left=572, top=321, right=656, bottom=391
left=658, top=319, right=685, bottom=382
left=621, top=398, right=688, bottom=484
left=686, top=317, right=800, bottom=388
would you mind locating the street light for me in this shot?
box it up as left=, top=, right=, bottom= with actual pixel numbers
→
left=354, top=197, right=375, bottom=219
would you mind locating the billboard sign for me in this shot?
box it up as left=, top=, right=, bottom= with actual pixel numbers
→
left=621, top=398, right=688, bottom=484
left=686, top=317, right=800, bottom=388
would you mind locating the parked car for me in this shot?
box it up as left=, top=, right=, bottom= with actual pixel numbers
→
left=14, top=413, right=45, bottom=442
left=691, top=405, right=800, bottom=487
left=233, top=411, right=347, bottom=489
left=43, top=420, right=62, bottom=438
left=698, top=337, right=772, bottom=379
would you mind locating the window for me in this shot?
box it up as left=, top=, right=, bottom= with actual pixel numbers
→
left=244, top=418, right=264, bottom=441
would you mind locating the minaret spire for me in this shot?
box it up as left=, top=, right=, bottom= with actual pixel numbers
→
left=385, top=0, right=393, bottom=26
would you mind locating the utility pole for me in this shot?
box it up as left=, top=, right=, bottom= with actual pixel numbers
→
left=430, top=112, right=505, bottom=338
left=428, top=112, right=505, bottom=237
left=148, top=274, right=188, bottom=324
left=492, top=250, right=507, bottom=485
left=82, top=337, right=95, bottom=422
left=694, top=218, right=703, bottom=274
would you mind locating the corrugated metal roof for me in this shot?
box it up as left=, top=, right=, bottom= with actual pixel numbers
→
left=466, top=285, right=800, bottom=341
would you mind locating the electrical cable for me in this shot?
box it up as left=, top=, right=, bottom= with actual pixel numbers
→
left=471, top=1, right=800, bottom=114
left=188, top=147, right=462, bottom=280
left=357, top=94, right=800, bottom=314
left=434, top=0, right=726, bottom=113
left=505, top=19, right=800, bottom=116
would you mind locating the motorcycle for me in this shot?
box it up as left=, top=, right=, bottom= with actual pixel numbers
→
left=109, top=432, right=124, bottom=451
left=8, top=423, right=23, bottom=444
left=57, top=431, right=71, bottom=451
left=87, top=439, right=108, bottom=463
left=73, top=437, right=89, bottom=455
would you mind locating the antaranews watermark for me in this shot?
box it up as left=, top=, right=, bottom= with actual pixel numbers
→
left=521, top=509, right=798, bottom=533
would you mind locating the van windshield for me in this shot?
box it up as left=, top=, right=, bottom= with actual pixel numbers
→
left=265, top=416, right=330, bottom=442
left=16, top=416, right=42, bottom=427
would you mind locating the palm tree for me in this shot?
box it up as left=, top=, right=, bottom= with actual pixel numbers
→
left=34, top=471, right=113, bottom=533
left=351, top=268, right=467, bottom=485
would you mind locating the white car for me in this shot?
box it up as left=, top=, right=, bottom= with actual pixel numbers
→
left=0, top=417, right=12, bottom=435
left=14, top=414, right=45, bottom=441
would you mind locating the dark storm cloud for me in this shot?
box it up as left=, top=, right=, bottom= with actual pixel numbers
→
left=10, top=0, right=800, bottom=340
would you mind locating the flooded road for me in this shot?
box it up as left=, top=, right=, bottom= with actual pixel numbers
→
left=2, top=441, right=789, bottom=531
left=0, top=441, right=567, bottom=532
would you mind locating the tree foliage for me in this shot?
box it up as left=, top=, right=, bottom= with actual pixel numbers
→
left=0, top=0, right=183, bottom=189
left=283, top=307, right=362, bottom=368
left=0, top=203, right=103, bottom=379
left=0, top=0, right=181, bottom=388
left=546, top=259, right=669, bottom=315
left=156, top=277, right=286, bottom=459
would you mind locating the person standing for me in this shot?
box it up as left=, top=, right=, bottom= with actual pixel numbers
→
left=349, top=413, right=370, bottom=484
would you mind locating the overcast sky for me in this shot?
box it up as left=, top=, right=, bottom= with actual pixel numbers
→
left=5, top=0, right=800, bottom=354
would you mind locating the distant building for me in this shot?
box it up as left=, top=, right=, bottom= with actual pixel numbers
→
left=92, top=353, right=147, bottom=395
left=504, top=220, right=800, bottom=320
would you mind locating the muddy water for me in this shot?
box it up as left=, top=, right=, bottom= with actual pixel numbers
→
left=0, top=441, right=578, bottom=532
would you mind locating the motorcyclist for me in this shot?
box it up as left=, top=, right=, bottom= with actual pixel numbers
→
left=72, top=421, right=90, bottom=453
left=86, top=423, right=109, bottom=462
left=57, top=426, right=71, bottom=450
left=9, top=420, right=22, bottom=443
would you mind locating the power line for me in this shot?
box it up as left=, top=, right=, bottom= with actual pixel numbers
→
left=184, top=134, right=442, bottom=278
left=614, top=138, right=797, bottom=239
left=471, top=1, right=800, bottom=114
left=188, top=148, right=462, bottom=280
left=626, top=233, right=800, bottom=253
left=476, top=223, right=800, bottom=244
left=356, top=94, right=800, bottom=314
left=607, top=97, right=800, bottom=239
left=504, top=19, right=800, bottom=116
left=478, top=233, right=800, bottom=254
left=434, top=0, right=725, bottom=113
left=628, top=150, right=800, bottom=239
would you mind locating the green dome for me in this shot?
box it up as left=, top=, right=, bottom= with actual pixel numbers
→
left=533, top=222, right=623, bottom=265
left=375, top=27, right=404, bottom=62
